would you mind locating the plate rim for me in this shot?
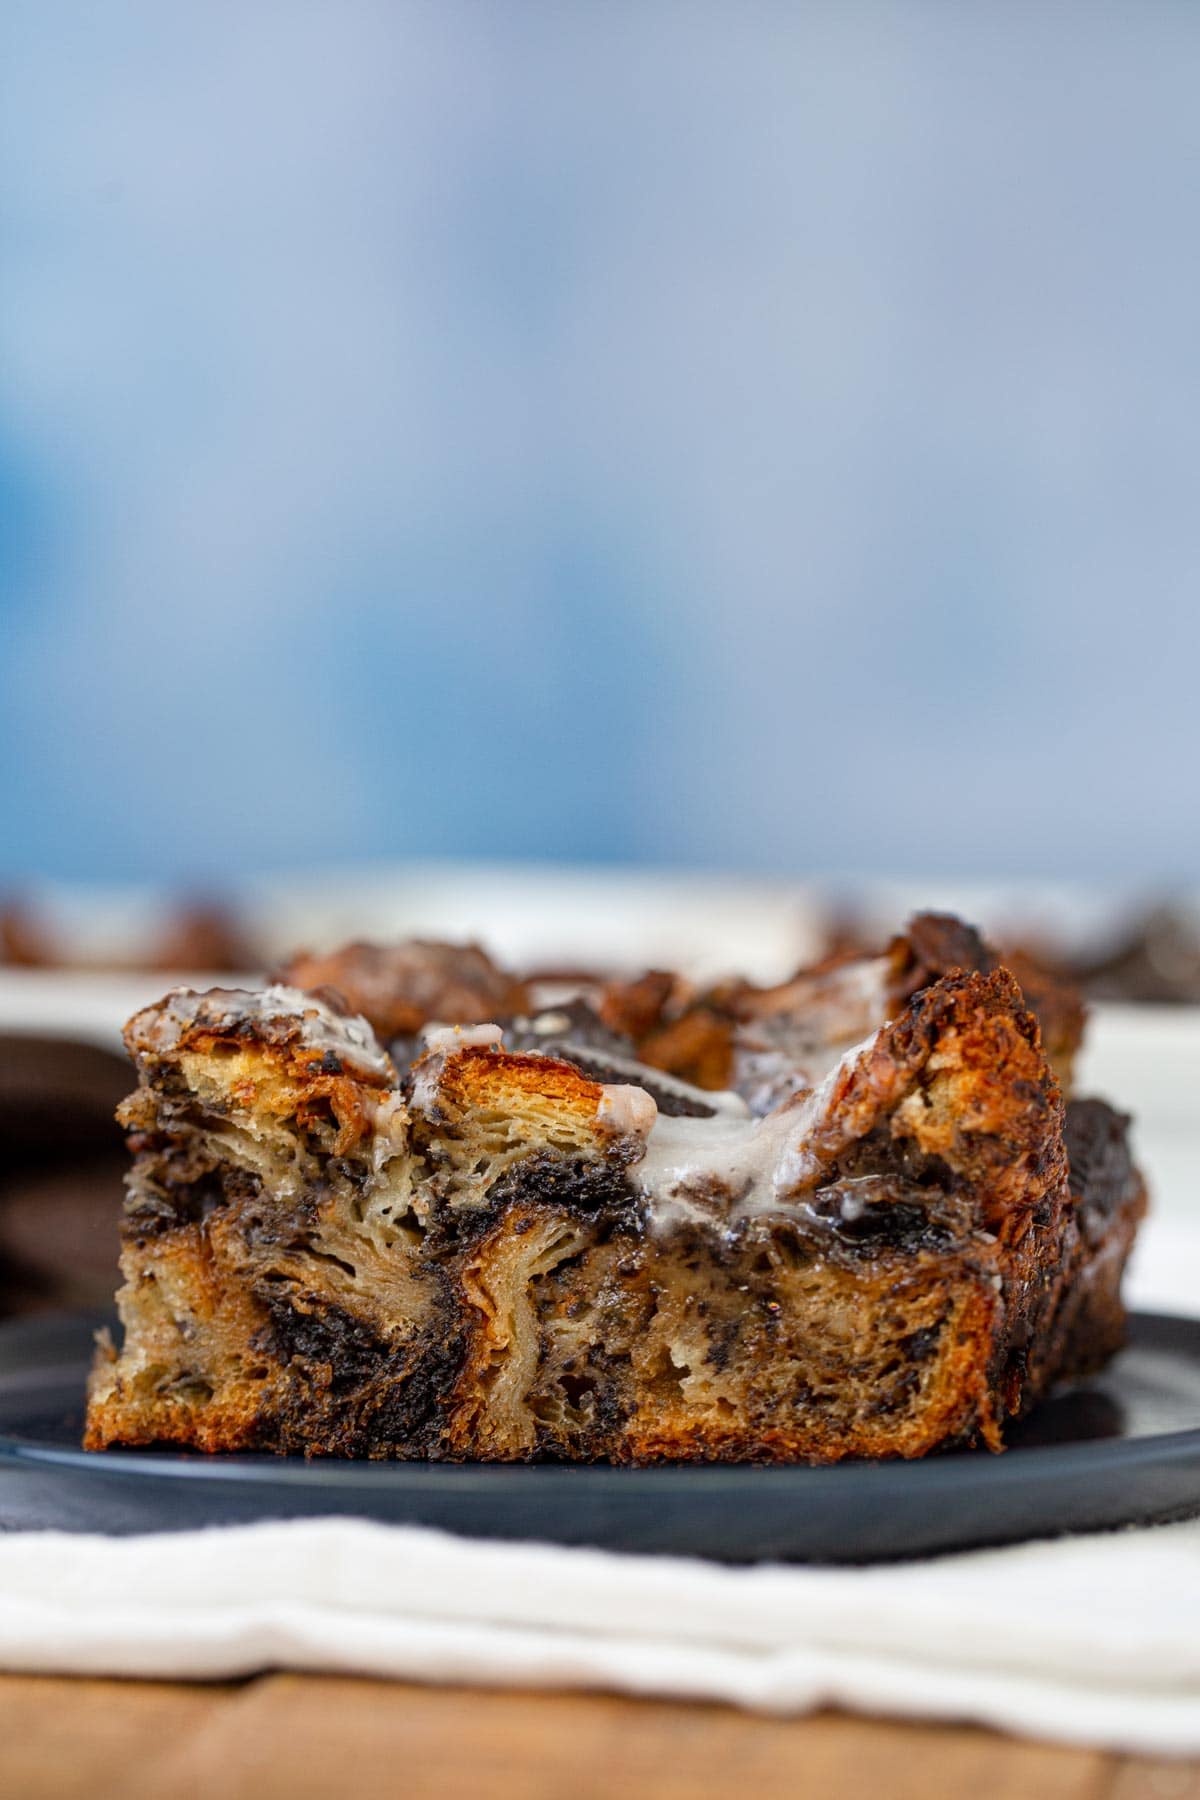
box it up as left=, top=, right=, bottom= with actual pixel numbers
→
left=1, top=1308, right=1198, bottom=1498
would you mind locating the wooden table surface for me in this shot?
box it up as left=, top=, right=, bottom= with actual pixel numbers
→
left=1, top=1675, right=1197, bottom=1800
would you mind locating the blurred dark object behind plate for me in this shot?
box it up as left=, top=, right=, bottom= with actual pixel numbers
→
left=1064, top=904, right=1200, bottom=1004
left=0, top=895, right=252, bottom=973
left=0, top=1034, right=126, bottom=1316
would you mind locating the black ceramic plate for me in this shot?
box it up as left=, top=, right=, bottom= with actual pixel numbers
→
left=2, top=1310, right=1199, bottom=1563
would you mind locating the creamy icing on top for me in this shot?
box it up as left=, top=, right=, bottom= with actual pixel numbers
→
left=421, top=1023, right=506, bottom=1054
left=403, top=1008, right=880, bottom=1234
left=136, top=982, right=897, bottom=1237
left=623, top=1029, right=880, bottom=1233
left=144, top=984, right=394, bottom=1078
left=596, top=1083, right=659, bottom=1138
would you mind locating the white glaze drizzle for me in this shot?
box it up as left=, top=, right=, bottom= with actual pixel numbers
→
left=624, top=1029, right=880, bottom=1234
left=421, top=1022, right=506, bottom=1054
left=596, top=1083, right=659, bottom=1138
left=143, top=984, right=394, bottom=1078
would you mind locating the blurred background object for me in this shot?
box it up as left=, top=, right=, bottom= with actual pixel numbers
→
left=0, top=1034, right=128, bottom=1314
left=0, top=894, right=250, bottom=971
left=3, top=1, right=1200, bottom=886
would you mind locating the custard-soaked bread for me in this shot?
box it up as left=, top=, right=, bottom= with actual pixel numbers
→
left=86, top=932, right=1144, bottom=1463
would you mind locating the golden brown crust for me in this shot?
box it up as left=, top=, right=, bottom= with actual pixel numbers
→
left=894, top=914, right=1086, bottom=1090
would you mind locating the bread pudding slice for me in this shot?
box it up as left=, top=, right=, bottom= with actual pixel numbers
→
left=86, top=943, right=1144, bottom=1461
left=86, top=926, right=1145, bottom=1463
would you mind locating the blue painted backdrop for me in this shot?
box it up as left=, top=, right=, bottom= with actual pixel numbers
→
left=2, top=3, right=1198, bottom=884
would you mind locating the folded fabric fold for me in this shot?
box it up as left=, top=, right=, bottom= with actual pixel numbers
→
left=2, top=1514, right=1198, bottom=1755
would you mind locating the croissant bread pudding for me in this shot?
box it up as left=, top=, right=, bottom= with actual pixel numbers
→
left=85, top=914, right=1146, bottom=1464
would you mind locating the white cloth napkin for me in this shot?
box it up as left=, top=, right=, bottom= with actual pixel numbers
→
left=1, top=1512, right=1198, bottom=1755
